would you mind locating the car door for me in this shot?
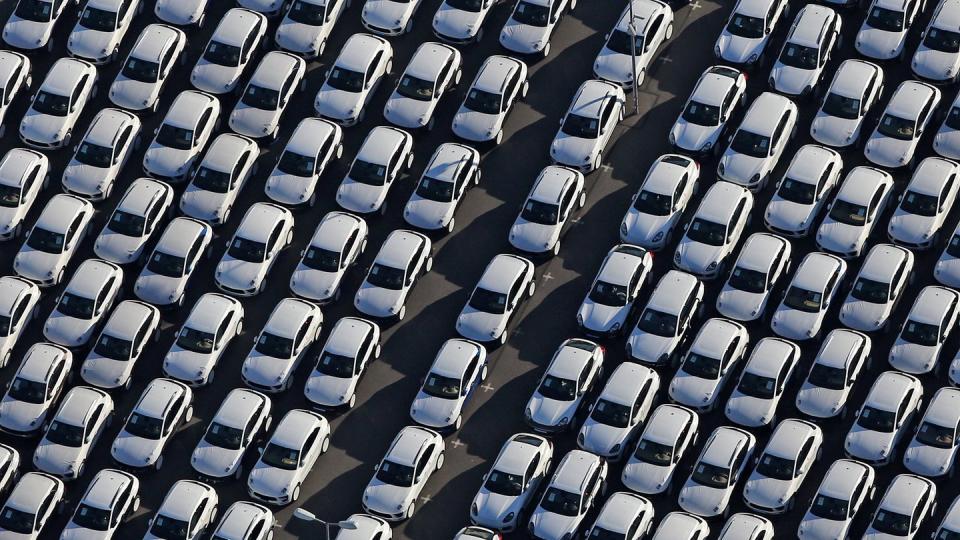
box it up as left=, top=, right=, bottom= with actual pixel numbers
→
left=111, top=481, right=132, bottom=530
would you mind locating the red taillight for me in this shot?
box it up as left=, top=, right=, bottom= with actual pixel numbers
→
left=693, top=160, right=701, bottom=171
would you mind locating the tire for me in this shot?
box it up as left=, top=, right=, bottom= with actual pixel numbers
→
left=494, top=130, right=503, bottom=145
left=385, top=60, right=393, bottom=76
left=154, top=456, right=164, bottom=471
left=404, top=18, right=413, bottom=33
left=374, top=343, right=381, bottom=359
left=184, top=406, right=194, bottom=423
left=425, top=257, right=433, bottom=272
left=236, top=318, right=244, bottom=336
left=436, top=452, right=445, bottom=470
left=405, top=503, right=416, bottom=519
left=320, top=436, right=330, bottom=453
left=578, top=191, right=586, bottom=209
left=527, top=280, right=536, bottom=297
left=453, top=415, right=462, bottom=430
left=12, top=221, right=21, bottom=239
left=426, top=117, right=435, bottom=131
left=291, top=484, right=301, bottom=503
left=480, top=365, right=488, bottom=381
left=569, top=0, right=577, bottom=9
left=521, top=80, right=529, bottom=99
left=666, top=23, right=674, bottom=40
left=397, top=305, right=406, bottom=321
left=347, top=393, right=356, bottom=409
left=541, top=42, right=551, bottom=58
left=446, top=218, right=455, bottom=233
left=498, top=331, right=507, bottom=345
left=286, top=229, right=293, bottom=247
left=233, top=465, right=243, bottom=480
left=552, top=240, right=560, bottom=256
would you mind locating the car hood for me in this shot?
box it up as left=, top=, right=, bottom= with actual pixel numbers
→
left=63, top=161, right=107, bottom=196
left=266, top=171, right=313, bottom=205
left=0, top=397, right=44, bottom=431
left=217, top=257, right=265, bottom=292
left=453, top=108, right=501, bottom=142
left=249, top=461, right=296, bottom=497
left=811, top=112, right=859, bottom=147
left=192, top=440, right=242, bottom=478
left=473, top=489, right=519, bottom=525
left=80, top=355, right=128, bottom=389
left=935, top=127, right=960, bottom=160
left=798, top=513, right=849, bottom=540
left=578, top=300, right=626, bottom=333
left=903, top=440, right=952, bottom=476
left=627, top=330, right=673, bottom=363
left=433, top=4, right=481, bottom=39
left=155, top=0, right=205, bottom=24
left=888, top=209, right=936, bottom=244
left=20, top=110, right=64, bottom=143
left=164, top=345, right=212, bottom=379
left=338, top=179, right=384, bottom=212
left=410, top=392, right=460, bottom=427
left=33, top=440, right=77, bottom=475
left=94, top=230, right=142, bottom=265
left=363, top=479, right=413, bottom=514
left=111, top=431, right=159, bottom=466
left=304, top=372, right=355, bottom=406
left=865, top=132, right=911, bottom=167
left=315, top=86, right=359, bottom=119
left=716, top=32, right=762, bottom=63
left=290, top=265, right=339, bottom=302
left=276, top=20, right=320, bottom=54
left=550, top=133, right=593, bottom=167
left=676, top=240, right=723, bottom=274
left=231, top=105, right=279, bottom=137
left=912, top=46, right=959, bottom=80
left=771, top=306, right=818, bottom=340
left=622, top=460, right=671, bottom=494
left=181, top=184, right=227, bottom=220
left=135, top=272, right=183, bottom=306
left=593, top=49, right=633, bottom=84
left=621, top=208, right=669, bottom=244
left=191, top=61, right=239, bottom=93
left=936, top=256, right=960, bottom=287
left=61, top=522, right=113, bottom=540
left=579, top=418, right=628, bottom=455
left=856, top=27, right=904, bottom=59
left=725, top=393, right=772, bottom=427
left=144, top=143, right=193, bottom=177
left=529, top=508, right=580, bottom=540
left=2, top=17, right=50, bottom=49
left=744, top=475, right=794, bottom=508
left=672, top=120, right=718, bottom=152
left=719, top=149, right=764, bottom=183
left=527, top=394, right=575, bottom=427
left=404, top=195, right=452, bottom=229
left=795, top=383, right=844, bottom=418
left=888, top=338, right=937, bottom=374
left=717, top=287, right=765, bottom=321
left=68, top=26, right=113, bottom=60
left=839, top=299, right=887, bottom=331
left=363, top=0, right=410, bottom=27
left=510, top=219, right=557, bottom=252
left=771, top=63, right=817, bottom=95
left=44, top=312, right=96, bottom=346
left=385, top=96, right=432, bottom=129
left=846, top=424, right=892, bottom=460
left=14, top=248, right=59, bottom=282
left=500, top=20, right=546, bottom=53
left=670, top=374, right=717, bottom=407
left=243, top=350, right=293, bottom=386
left=355, top=282, right=403, bottom=317
left=765, top=198, right=814, bottom=232
left=456, top=306, right=503, bottom=341
left=817, top=219, right=862, bottom=253
left=679, top=482, right=725, bottom=517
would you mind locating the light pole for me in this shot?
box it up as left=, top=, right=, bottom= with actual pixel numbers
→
left=292, top=508, right=358, bottom=540
left=627, top=0, right=640, bottom=115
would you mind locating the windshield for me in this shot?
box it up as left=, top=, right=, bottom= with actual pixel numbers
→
left=947, top=107, right=960, bottom=130
left=779, top=43, right=818, bottom=69
left=850, top=278, right=889, bottom=304
left=538, top=375, right=576, bottom=401
left=416, top=177, right=455, bottom=202
left=540, top=488, right=580, bottom=516
left=366, top=264, right=405, bottom=290
left=315, top=352, right=355, bottom=378
left=301, top=247, right=340, bottom=272
left=203, top=41, right=241, bottom=67
left=72, top=504, right=110, bottom=531
left=242, top=85, right=280, bottom=110
left=107, top=210, right=145, bottom=236
left=681, top=352, right=722, bottom=379
left=0, top=185, right=22, bottom=209
left=857, top=405, right=896, bottom=432
left=376, top=460, right=414, bottom=486
left=256, top=332, right=293, bottom=358
left=562, top=114, right=599, bottom=138
left=228, top=237, right=266, bottom=262
left=8, top=377, right=45, bottom=404
left=464, top=89, right=501, bottom=114
left=686, top=218, right=727, bottom=246
left=122, top=58, right=160, bottom=83
left=204, top=422, right=244, bottom=450
left=901, top=190, right=939, bottom=216
left=808, top=363, right=846, bottom=390
left=287, top=0, right=325, bottom=24
left=810, top=495, right=848, bottom=521
left=448, top=0, right=483, bottom=9
left=872, top=511, right=911, bottom=536
left=728, top=266, right=766, bottom=294
left=634, top=438, right=672, bottom=466
left=727, top=13, right=764, bottom=38
left=737, top=372, right=776, bottom=398
left=193, top=167, right=232, bottom=193
left=348, top=160, right=387, bottom=185
left=866, top=6, right=904, bottom=31
left=0, top=507, right=35, bottom=534
left=14, top=0, right=53, bottom=22
left=917, top=421, right=955, bottom=449
left=606, top=29, right=642, bottom=55
left=0, top=316, right=10, bottom=338
left=327, top=67, right=364, bottom=92
left=75, top=143, right=112, bottom=168
left=829, top=199, right=868, bottom=226
left=521, top=200, right=559, bottom=225
left=32, top=91, right=69, bottom=116
left=589, top=281, right=628, bottom=307
left=469, top=287, right=508, bottom=314
left=151, top=515, right=190, bottom=539
left=93, top=334, right=132, bottom=361
left=176, top=327, right=215, bottom=354
left=730, top=130, right=770, bottom=158
left=783, top=286, right=822, bottom=313
left=147, top=251, right=185, bottom=277
left=513, top=1, right=549, bottom=26
left=590, top=399, right=631, bottom=428
left=44, top=420, right=83, bottom=447
left=484, top=469, right=523, bottom=496
left=156, top=124, right=193, bottom=150
left=636, top=309, right=677, bottom=337
left=777, top=177, right=817, bottom=204
left=633, top=189, right=672, bottom=216
left=57, top=292, right=95, bottom=320
left=26, top=227, right=64, bottom=253
left=79, top=6, right=117, bottom=31
left=822, top=92, right=861, bottom=119
left=261, top=443, right=300, bottom=470
left=756, top=454, right=795, bottom=480
left=125, top=412, right=163, bottom=439
left=396, top=76, right=436, bottom=101
left=691, top=462, right=730, bottom=488
left=901, top=320, right=939, bottom=346
left=925, top=27, right=960, bottom=52
left=877, top=114, right=916, bottom=141
left=422, top=373, right=461, bottom=399
left=682, top=100, right=720, bottom=126
left=278, top=151, right=315, bottom=177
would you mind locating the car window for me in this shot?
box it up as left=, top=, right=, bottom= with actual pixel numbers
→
left=294, top=317, right=311, bottom=350
left=817, top=164, right=833, bottom=198
left=646, top=16, right=663, bottom=50
left=850, top=474, right=866, bottom=515
left=112, top=482, right=131, bottom=525
left=525, top=454, right=540, bottom=486
left=267, top=224, right=283, bottom=253
left=454, top=163, right=470, bottom=194
left=233, top=152, right=251, bottom=187
left=302, top=428, right=319, bottom=457
left=241, top=28, right=257, bottom=61
left=358, top=329, right=373, bottom=365
left=868, top=185, right=885, bottom=217
left=85, top=403, right=103, bottom=442
left=318, top=137, right=333, bottom=170
left=415, top=445, right=433, bottom=477
left=215, top=313, right=232, bottom=348
left=508, top=274, right=524, bottom=306
left=280, top=73, right=295, bottom=103
left=942, top=174, right=956, bottom=210
left=134, top=320, right=151, bottom=352
left=796, top=438, right=812, bottom=467
left=560, top=187, right=575, bottom=218
left=22, top=165, right=39, bottom=196
left=65, top=215, right=82, bottom=245
left=118, top=0, right=131, bottom=20
left=599, top=100, right=614, bottom=129
left=249, top=519, right=265, bottom=539
left=160, top=44, right=176, bottom=76
left=11, top=298, right=28, bottom=328
left=342, top=230, right=358, bottom=266
left=576, top=361, right=591, bottom=393
left=673, top=174, right=688, bottom=206
left=730, top=444, right=747, bottom=479
left=195, top=109, right=211, bottom=142
left=47, top=361, right=64, bottom=399
left=189, top=499, right=207, bottom=536
left=635, top=379, right=652, bottom=418
left=918, top=97, right=932, bottom=127
left=72, top=76, right=88, bottom=110
left=114, top=126, right=132, bottom=163
left=896, top=391, right=912, bottom=424
left=367, top=52, right=383, bottom=83
left=942, top=300, right=957, bottom=340
left=165, top=393, right=184, bottom=434
left=771, top=115, right=788, bottom=149
left=36, top=492, right=54, bottom=528
left=728, top=199, right=745, bottom=240
left=96, top=278, right=114, bottom=311
left=187, top=235, right=203, bottom=268
left=890, top=262, right=905, bottom=299
left=145, top=199, right=164, bottom=232
left=436, top=61, right=451, bottom=94
left=675, top=420, right=690, bottom=459
left=911, top=490, right=927, bottom=530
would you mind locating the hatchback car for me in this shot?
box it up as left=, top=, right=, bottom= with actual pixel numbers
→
left=593, top=0, right=673, bottom=88
left=304, top=316, right=381, bottom=409
left=669, top=65, right=747, bottom=155
left=229, top=51, right=306, bottom=140
left=361, top=0, right=423, bottom=34
left=33, top=386, right=113, bottom=480
left=209, top=501, right=276, bottom=540
left=403, top=142, right=481, bottom=233
left=80, top=299, right=159, bottom=391
left=856, top=0, right=923, bottom=60
left=143, top=90, right=220, bottom=182
left=337, top=126, right=414, bottom=215
left=67, top=0, right=140, bottom=64
left=266, top=117, right=343, bottom=208
left=717, top=92, right=797, bottom=190
left=895, top=285, right=958, bottom=375
left=678, top=426, right=756, bottom=518
left=903, top=387, right=960, bottom=477
left=0, top=276, right=39, bottom=369
left=674, top=181, right=752, bottom=279
left=2, top=0, right=73, bottom=51
left=888, top=157, right=960, bottom=249
left=0, top=148, right=47, bottom=241
left=0, top=343, right=71, bottom=437
left=743, top=419, right=823, bottom=514
left=456, top=254, right=536, bottom=344
left=718, top=514, right=773, bottom=540
left=191, top=8, right=267, bottom=95
left=241, top=297, right=322, bottom=392
left=626, top=270, right=703, bottom=365
left=385, top=42, right=461, bottom=131
left=276, top=0, right=349, bottom=58
left=810, top=59, right=884, bottom=148
left=410, top=338, right=487, bottom=431
left=215, top=203, right=294, bottom=297
left=313, top=33, right=393, bottom=127
left=772, top=252, right=846, bottom=341
left=470, top=433, right=553, bottom=532
left=145, top=480, right=218, bottom=540
left=619, top=154, right=699, bottom=250
left=109, top=23, right=186, bottom=113
left=94, top=178, right=173, bottom=265
left=934, top=494, right=960, bottom=540
left=432, top=0, right=499, bottom=43
left=578, top=362, right=658, bottom=459
left=498, top=0, right=572, bottom=57
left=524, top=339, right=603, bottom=434
left=795, top=329, right=870, bottom=419
left=0, top=472, right=64, bottom=538
left=768, top=5, right=840, bottom=97
left=668, top=318, right=749, bottom=413
left=763, top=144, right=841, bottom=238
left=912, top=0, right=960, bottom=81
left=935, top=91, right=960, bottom=160
left=248, top=409, right=330, bottom=506
left=863, top=474, right=935, bottom=538
left=180, top=133, right=260, bottom=226
left=19, top=57, right=97, bottom=150
left=61, top=469, right=139, bottom=539
left=621, top=403, right=699, bottom=495
left=845, top=371, right=923, bottom=466
left=797, top=459, right=875, bottom=540
left=585, top=492, right=654, bottom=540
left=527, top=449, right=606, bottom=540
left=163, top=293, right=244, bottom=386
left=816, top=166, right=893, bottom=258
left=134, top=217, right=213, bottom=307
left=62, top=108, right=140, bottom=201
left=549, top=79, right=624, bottom=173
left=724, top=337, right=800, bottom=428
left=191, top=388, right=272, bottom=481
left=110, top=377, right=193, bottom=471
left=715, top=0, right=790, bottom=66
left=509, top=165, right=585, bottom=255
left=355, top=229, right=432, bottom=320
left=577, top=244, right=652, bottom=337
left=13, top=194, right=92, bottom=287
left=154, top=0, right=208, bottom=25
left=716, top=232, right=791, bottom=322
left=864, top=80, right=941, bottom=168
left=43, top=259, right=122, bottom=348
left=650, top=512, right=710, bottom=540
left=0, top=52, right=31, bottom=138
left=362, top=425, right=445, bottom=521
left=290, top=211, right=368, bottom=303
left=839, top=243, right=913, bottom=332
left=452, top=55, right=528, bottom=145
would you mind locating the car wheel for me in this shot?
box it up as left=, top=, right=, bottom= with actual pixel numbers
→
left=123, top=377, right=133, bottom=391
left=385, top=60, right=393, bottom=76
left=426, top=117, right=435, bottom=131
left=357, top=108, right=367, bottom=124
left=154, top=456, right=164, bottom=471
left=221, top=206, right=232, bottom=224
left=347, top=394, right=356, bottom=409
left=528, top=280, right=536, bottom=297
left=436, top=452, right=445, bottom=470
left=475, top=28, right=484, bottom=42
left=541, top=42, right=551, bottom=58
left=665, top=22, right=673, bottom=40
left=425, top=256, right=434, bottom=272
left=397, top=305, right=406, bottom=321
left=521, top=80, right=529, bottom=99
left=473, top=169, right=482, bottom=185
left=184, top=405, right=194, bottom=423
left=316, top=40, right=326, bottom=58
left=494, top=130, right=503, bottom=145
left=320, top=436, right=330, bottom=453
left=405, top=503, right=416, bottom=519
left=292, top=484, right=302, bottom=502
left=552, top=240, right=560, bottom=256
left=446, top=218, right=455, bottom=233
left=266, top=530, right=274, bottom=540
left=569, top=0, right=577, bottom=9
left=498, top=331, right=507, bottom=345
left=234, top=465, right=243, bottom=480
left=236, top=318, right=244, bottom=336
left=0, top=351, right=9, bottom=369
left=453, top=415, right=462, bottom=430
left=404, top=18, right=413, bottom=33
left=55, top=269, right=65, bottom=286
left=374, top=343, right=381, bottom=359
left=578, top=191, right=586, bottom=209
left=131, top=496, right=140, bottom=514
left=286, top=229, right=293, bottom=247
left=62, top=131, right=72, bottom=147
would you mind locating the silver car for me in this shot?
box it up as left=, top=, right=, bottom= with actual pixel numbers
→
left=742, top=419, right=823, bottom=514
left=456, top=253, right=535, bottom=345
left=33, top=386, right=113, bottom=480
left=0, top=276, right=39, bottom=369
left=668, top=318, right=749, bottom=413
left=843, top=244, right=915, bottom=335
left=154, top=0, right=208, bottom=25
left=717, top=92, right=797, bottom=190
left=241, top=297, right=322, bottom=393
left=163, top=293, right=243, bottom=386
left=42, top=258, right=123, bottom=348
left=289, top=211, right=368, bottom=303
left=191, top=8, right=267, bottom=95
left=816, top=166, right=894, bottom=258
left=912, top=0, right=958, bottom=81
left=229, top=51, right=306, bottom=140
left=0, top=343, right=71, bottom=437
left=845, top=371, right=923, bottom=466
left=2, top=0, right=73, bottom=50
left=215, top=203, right=294, bottom=297
left=361, top=426, right=444, bottom=521
left=810, top=59, right=884, bottom=148
left=276, top=0, right=349, bottom=58
left=508, top=165, right=585, bottom=255
left=134, top=217, right=213, bottom=307
left=385, top=42, right=461, bottom=131
left=550, top=80, right=624, bottom=173
left=499, top=0, right=573, bottom=57
left=145, top=480, right=217, bottom=540
left=864, top=80, right=941, bottom=168
left=62, top=108, right=141, bottom=201
left=795, top=329, right=871, bottom=419
left=527, top=449, right=605, bottom=540
left=191, top=388, right=272, bottom=481
left=674, top=181, right=752, bottom=279
left=762, top=144, right=842, bottom=238
left=856, top=0, right=923, bottom=60
left=19, top=57, right=97, bottom=150
left=714, top=0, right=789, bottom=67
left=314, top=33, right=393, bottom=126
left=14, top=194, right=92, bottom=287
left=452, top=55, right=528, bottom=145
left=403, top=142, right=480, bottom=232
left=577, top=244, right=653, bottom=337
left=903, top=387, right=960, bottom=477
left=578, top=362, right=658, bottom=459
left=180, top=133, right=260, bottom=226
left=80, top=299, right=160, bottom=391
left=66, top=0, right=140, bottom=64
left=0, top=52, right=31, bottom=138
left=863, top=474, right=935, bottom=539
left=586, top=492, right=654, bottom=539
left=110, top=377, right=193, bottom=471
left=109, top=24, right=186, bottom=113
left=409, top=338, right=487, bottom=430
left=265, top=117, right=343, bottom=207
left=669, top=65, right=747, bottom=155
left=619, top=154, right=698, bottom=249
left=210, top=502, right=276, bottom=540
left=361, top=0, right=423, bottom=35
left=716, top=232, right=791, bottom=322
left=143, top=90, right=220, bottom=182
left=0, top=148, right=48, bottom=241
left=304, top=316, right=381, bottom=409
left=94, top=178, right=174, bottom=265
left=724, top=337, right=800, bottom=428
left=354, top=229, right=432, bottom=320
left=62, top=469, right=139, bottom=540
left=470, top=433, right=553, bottom=532
left=935, top=90, right=960, bottom=160
left=626, top=270, right=703, bottom=366
left=337, top=126, right=414, bottom=215
left=524, top=339, right=603, bottom=434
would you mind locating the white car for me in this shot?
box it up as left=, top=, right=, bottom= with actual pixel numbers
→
left=191, top=8, right=267, bottom=95
left=180, top=133, right=260, bottom=226
left=768, top=5, right=840, bottom=97
left=2, top=0, right=73, bottom=51
left=154, top=0, right=207, bottom=25
left=452, top=55, right=528, bottom=145
left=669, top=65, right=747, bottom=155
left=716, top=232, right=791, bottom=322
left=61, top=469, right=139, bottom=540
left=856, top=0, right=924, bottom=60
left=524, top=339, right=603, bottom=434
left=210, top=502, right=276, bottom=540
left=456, top=254, right=535, bottom=345
left=215, top=203, right=294, bottom=297
left=527, top=449, right=606, bottom=540
left=845, top=371, right=923, bottom=466
left=839, top=243, right=914, bottom=332
left=797, top=459, right=876, bottom=540
left=586, top=492, right=654, bottom=539
left=669, top=318, right=749, bottom=413
left=110, top=377, right=193, bottom=471
left=0, top=276, right=40, bottom=369
left=362, top=426, right=444, bottom=521
left=771, top=252, right=846, bottom=341
left=19, top=57, right=97, bottom=150
left=810, top=59, right=885, bottom=148
left=678, top=426, right=756, bottom=518
left=384, top=42, right=461, bottom=131
left=903, top=387, right=960, bottom=477
left=934, top=494, right=960, bottom=539
left=626, top=270, right=703, bottom=366
left=725, top=337, right=800, bottom=428
left=145, top=480, right=217, bottom=540
left=143, top=90, right=220, bottom=182
left=94, top=178, right=173, bottom=265
left=313, top=33, right=393, bottom=126
left=304, top=316, right=381, bottom=409
left=42, top=258, right=123, bottom=348
left=432, top=0, right=500, bottom=43
left=864, top=80, right=941, bottom=168
left=911, top=0, right=960, bottom=81
left=0, top=472, right=64, bottom=539
left=577, top=362, right=658, bottom=459
left=509, top=165, right=585, bottom=255
left=763, top=144, right=842, bottom=238
left=239, top=0, right=286, bottom=16
left=470, top=433, right=553, bottom=532
left=650, top=512, right=710, bottom=540
left=935, top=90, right=960, bottom=159
left=355, top=229, right=432, bottom=320
left=864, top=474, right=935, bottom=539
left=895, top=286, right=958, bottom=375
left=619, top=154, right=699, bottom=250
left=795, top=329, right=871, bottom=419
left=241, top=297, right=322, bottom=393
left=163, top=293, right=243, bottom=386
left=816, top=166, right=893, bottom=258
left=714, top=0, right=789, bottom=67
left=593, top=0, right=673, bottom=88
left=888, top=157, right=960, bottom=249
left=229, top=51, right=306, bottom=140
left=67, top=0, right=140, bottom=64
left=410, top=338, right=487, bottom=430
left=0, top=148, right=47, bottom=241
left=718, top=514, right=773, bottom=540
left=0, top=343, right=71, bottom=437
left=62, top=108, right=140, bottom=201
left=191, top=388, right=272, bottom=481
left=80, top=299, right=159, bottom=391
left=403, top=143, right=481, bottom=232
left=134, top=217, right=213, bottom=307
left=361, top=0, right=422, bottom=35
left=499, top=0, right=573, bottom=57
left=936, top=219, right=960, bottom=287
left=674, top=181, right=752, bottom=279
left=0, top=52, right=31, bottom=138
left=289, top=211, right=368, bottom=303
left=336, top=126, right=414, bottom=215
left=276, top=0, right=349, bottom=58
left=32, top=386, right=113, bottom=480
left=14, top=194, right=93, bottom=287
left=717, top=92, right=797, bottom=190
left=266, top=118, right=343, bottom=207
left=549, top=80, right=624, bottom=173
left=577, top=244, right=653, bottom=337
left=621, top=404, right=699, bottom=495
left=743, top=419, right=823, bottom=514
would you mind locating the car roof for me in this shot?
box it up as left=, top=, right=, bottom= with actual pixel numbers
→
left=0, top=51, right=26, bottom=83
left=744, top=338, right=795, bottom=377
left=337, top=33, right=388, bottom=70
left=83, top=109, right=135, bottom=147
left=721, top=514, right=771, bottom=539
left=117, top=178, right=168, bottom=217
left=595, top=492, right=648, bottom=531
left=214, top=8, right=264, bottom=47
left=601, top=363, right=653, bottom=405
left=82, top=470, right=134, bottom=511
left=875, top=0, right=910, bottom=11
left=616, top=0, right=668, bottom=33
left=643, top=155, right=694, bottom=195
left=159, top=480, right=211, bottom=519
left=18, top=343, right=68, bottom=382
left=186, top=293, right=238, bottom=333
left=0, top=149, right=44, bottom=188
left=287, top=118, right=338, bottom=158
left=908, top=286, right=959, bottom=325
left=552, top=450, right=600, bottom=493
left=214, top=389, right=268, bottom=430
left=157, top=217, right=208, bottom=256
left=103, top=300, right=155, bottom=339
left=531, top=166, right=578, bottom=203
left=547, top=339, right=598, bottom=379
left=923, top=387, right=960, bottom=429
left=764, top=419, right=818, bottom=459
left=312, top=211, right=362, bottom=251
left=597, top=246, right=645, bottom=287
left=0, top=276, right=33, bottom=317
left=216, top=502, right=271, bottom=539
left=375, top=229, right=427, bottom=269
left=357, top=126, right=407, bottom=164
left=787, top=5, right=834, bottom=48
left=932, top=0, right=960, bottom=29
left=425, top=143, right=475, bottom=183
left=784, top=145, right=838, bottom=184
left=733, top=0, right=777, bottom=18
left=8, top=473, right=59, bottom=512
left=867, top=371, right=919, bottom=411
left=42, top=58, right=93, bottom=96
left=881, top=475, right=933, bottom=515
left=263, top=298, right=316, bottom=339
left=697, top=181, right=749, bottom=223
left=702, top=426, right=752, bottom=466
left=271, top=409, right=323, bottom=448
left=829, top=60, right=879, bottom=99
left=478, top=254, right=529, bottom=293
left=736, top=233, right=785, bottom=273
left=569, top=80, right=620, bottom=119
left=819, top=459, right=870, bottom=499
left=473, top=56, right=523, bottom=94
left=793, top=252, right=843, bottom=291
left=907, top=157, right=958, bottom=195
left=250, top=51, right=302, bottom=89
left=132, top=24, right=182, bottom=62
left=690, top=318, right=744, bottom=356
left=202, top=134, right=255, bottom=173
left=54, top=386, right=107, bottom=427
left=858, top=244, right=909, bottom=283
left=886, top=81, right=939, bottom=119
left=690, top=68, right=737, bottom=107
left=65, top=259, right=119, bottom=299
left=493, top=433, right=548, bottom=476
left=387, top=426, right=438, bottom=466
left=431, top=339, right=483, bottom=379
left=816, top=329, right=866, bottom=369
left=649, top=270, right=699, bottom=312
left=135, top=378, right=186, bottom=417
left=236, top=203, right=289, bottom=243
left=326, top=317, right=375, bottom=356
left=644, top=404, right=695, bottom=445
left=166, top=91, right=216, bottom=130
left=36, top=194, right=90, bottom=233
left=741, top=92, right=794, bottom=135
left=405, top=42, right=455, bottom=80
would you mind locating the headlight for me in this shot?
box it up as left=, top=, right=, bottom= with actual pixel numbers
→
left=747, top=53, right=759, bottom=63
left=610, top=443, right=621, bottom=455
left=558, top=416, right=569, bottom=426
left=751, top=173, right=761, bottom=185
left=707, top=261, right=718, bottom=271
left=471, top=503, right=478, bottom=516
left=503, top=512, right=515, bottom=523
left=718, top=162, right=725, bottom=175
left=620, top=222, right=629, bottom=236
left=673, top=251, right=681, bottom=264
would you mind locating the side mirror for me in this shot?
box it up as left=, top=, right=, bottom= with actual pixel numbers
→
left=72, top=145, right=78, bottom=153
left=226, top=240, right=231, bottom=248
left=153, top=127, right=159, bottom=135
left=373, top=463, right=379, bottom=471
left=257, top=446, right=265, bottom=454
left=604, top=33, right=610, bottom=40
left=765, top=27, right=771, bottom=35
left=323, top=68, right=330, bottom=79
left=559, top=118, right=564, bottom=126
